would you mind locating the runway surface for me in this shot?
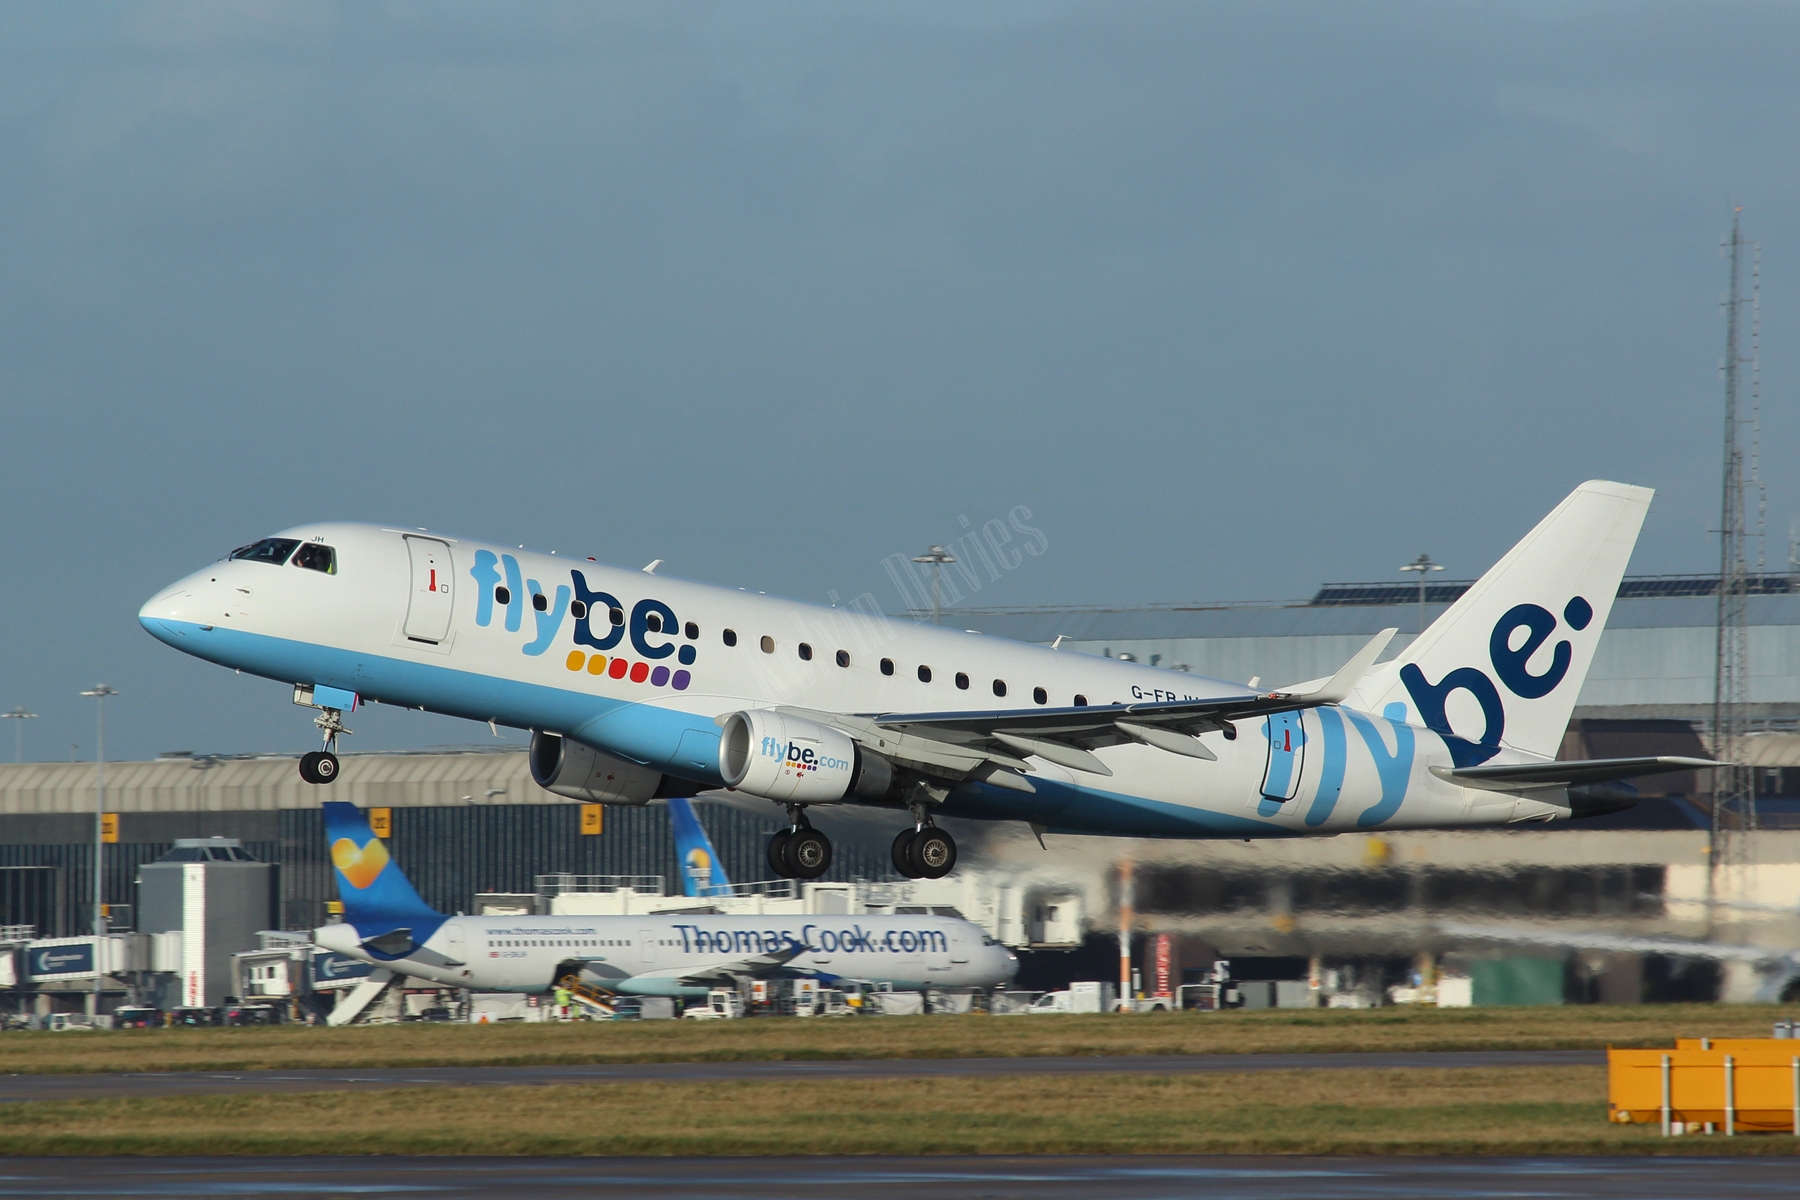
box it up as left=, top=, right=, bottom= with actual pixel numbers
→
left=0, top=1049, right=1601, bottom=1102
left=0, top=1155, right=1788, bottom=1198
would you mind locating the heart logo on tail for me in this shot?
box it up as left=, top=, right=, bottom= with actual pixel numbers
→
left=330, top=836, right=390, bottom=890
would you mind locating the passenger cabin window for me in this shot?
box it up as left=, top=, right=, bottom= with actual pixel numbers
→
left=723, top=629, right=738, bottom=647
left=992, top=680, right=1007, bottom=698
left=570, top=601, right=587, bottom=619
left=1074, top=694, right=1088, bottom=706
left=646, top=613, right=662, bottom=633
left=1033, top=686, right=1048, bottom=705
left=292, top=544, right=336, bottom=574
left=955, top=672, right=969, bottom=690
left=230, top=537, right=300, bottom=566
left=761, top=636, right=775, bottom=654
left=495, top=586, right=511, bottom=605
left=835, top=650, right=850, bottom=668
left=532, top=592, right=548, bottom=612
left=880, top=658, right=894, bottom=676
left=918, top=665, right=932, bottom=683
left=609, top=606, right=625, bottom=626
left=798, top=643, right=813, bottom=661
left=685, top=622, right=699, bottom=639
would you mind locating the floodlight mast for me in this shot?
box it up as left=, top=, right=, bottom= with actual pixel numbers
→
left=1399, top=554, right=1444, bottom=635
left=912, top=545, right=957, bottom=625
left=80, top=685, right=117, bottom=1020
left=0, top=707, right=35, bottom=764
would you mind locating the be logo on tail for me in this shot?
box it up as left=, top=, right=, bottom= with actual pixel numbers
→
left=1400, top=597, right=1593, bottom=767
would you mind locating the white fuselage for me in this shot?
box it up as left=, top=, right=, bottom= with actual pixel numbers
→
left=140, top=523, right=1562, bottom=839
left=314, top=911, right=1017, bottom=996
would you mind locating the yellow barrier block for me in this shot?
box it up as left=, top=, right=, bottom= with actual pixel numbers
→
left=1609, top=1043, right=1800, bottom=1134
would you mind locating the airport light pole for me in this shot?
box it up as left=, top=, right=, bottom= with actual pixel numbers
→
left=912, top=545, right=956, bottom=625
left=80, top=685, right=116, bottom=1020
left=1399, top=554, right=1443, bottom=635
left=1, top=707, right=35, bottom=764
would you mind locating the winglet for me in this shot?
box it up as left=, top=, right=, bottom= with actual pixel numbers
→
left=1301, top=628, right=1398, bottom=704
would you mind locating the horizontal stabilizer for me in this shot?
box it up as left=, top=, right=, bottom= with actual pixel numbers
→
left=359, top=928, right=414, bottom=956
left=1432, top=755, right=1717, bottom=793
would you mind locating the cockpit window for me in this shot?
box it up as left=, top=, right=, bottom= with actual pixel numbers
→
left=293, top=544, right=337, bottom=575
left=229, top=538, right=301, bottom=566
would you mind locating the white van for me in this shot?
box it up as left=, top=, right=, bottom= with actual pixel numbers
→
left=684, top=988, right=745, bottom=1019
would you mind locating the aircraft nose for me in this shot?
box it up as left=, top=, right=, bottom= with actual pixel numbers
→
left=138, top=570, right=215, bottom=644
left=138, top=587, right=191, bottom=646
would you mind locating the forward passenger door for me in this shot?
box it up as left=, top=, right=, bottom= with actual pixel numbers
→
left=403, top=536, right=455, bottom=644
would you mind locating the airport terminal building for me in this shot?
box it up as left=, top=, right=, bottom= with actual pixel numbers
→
left=4, top=572, right=1799, bottom=1011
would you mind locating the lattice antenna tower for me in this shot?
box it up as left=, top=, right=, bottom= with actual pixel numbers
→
left=1712, top=208, right=1760, bottom=880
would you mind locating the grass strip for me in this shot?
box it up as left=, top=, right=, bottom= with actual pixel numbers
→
left=0, top=1067, right=1794, bottom=1157
left=0, top=1004, right=1786, bottom=1077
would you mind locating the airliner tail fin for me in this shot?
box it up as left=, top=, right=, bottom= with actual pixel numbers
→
left=323, top=801, right=443, bottom=929
left=669, top=796, right=731, bottom=897
left=1356, top=481, right=1653, bottom=764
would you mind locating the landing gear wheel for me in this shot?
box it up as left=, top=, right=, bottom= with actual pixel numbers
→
left=767, top=830, right=794, bottom=878
left=908, top=827, right=957, bottom=879
left=891, top=828, right=921, bottom=879
left=298, top=751, right=340, bottom=785
left=787, top=829, right=833, bottom=880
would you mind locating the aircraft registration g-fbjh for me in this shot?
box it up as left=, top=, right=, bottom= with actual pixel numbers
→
left=140, top=481, right=1712, bottom=881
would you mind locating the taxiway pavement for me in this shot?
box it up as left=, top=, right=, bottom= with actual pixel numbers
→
left=0, top=1154, right=1780, bottom=1199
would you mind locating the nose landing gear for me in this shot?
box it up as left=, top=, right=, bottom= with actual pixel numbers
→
left=767, top=806, right=833, bottom=880
left=297, top=704, right=349, bottom=785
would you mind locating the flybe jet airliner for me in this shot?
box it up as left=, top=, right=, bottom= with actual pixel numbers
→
left=140, top=481, right=1710, bottom=880
left=311, top=802, right=1016, bottom=996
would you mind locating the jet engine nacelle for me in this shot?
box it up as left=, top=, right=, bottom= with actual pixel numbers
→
left=719, top=709, right=892, bottom=803
left=530, top=731, right=662, bottom=805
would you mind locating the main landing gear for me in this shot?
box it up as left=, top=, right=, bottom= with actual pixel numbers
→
left=298, top=704, right=349, bottom=785
left=768, top=807, right=833, bottom=880
left=892, top=821, right=957, bottom=880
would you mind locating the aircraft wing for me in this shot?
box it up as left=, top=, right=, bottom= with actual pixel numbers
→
left=661, top=943, right=807, bottom=988
left=787, top=629, right=1398, bottom=785
left=1432, top=756, right=1717, bottom=793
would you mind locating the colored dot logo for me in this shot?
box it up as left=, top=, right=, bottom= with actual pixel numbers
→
left=565, top=651, right=690, bottom=691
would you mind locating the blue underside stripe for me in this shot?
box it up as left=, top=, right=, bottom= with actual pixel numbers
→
left=143, top=618, right=1296, bottom=839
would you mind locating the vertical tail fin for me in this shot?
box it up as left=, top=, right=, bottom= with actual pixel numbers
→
left=323, top=801, right=443, bottom=928
left=668, top=797, right=731, bottom=897
left=1356, top=481, right=1653, bottom=764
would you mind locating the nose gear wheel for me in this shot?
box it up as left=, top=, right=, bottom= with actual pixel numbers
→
left=298, top=751, right=339, bottom=785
